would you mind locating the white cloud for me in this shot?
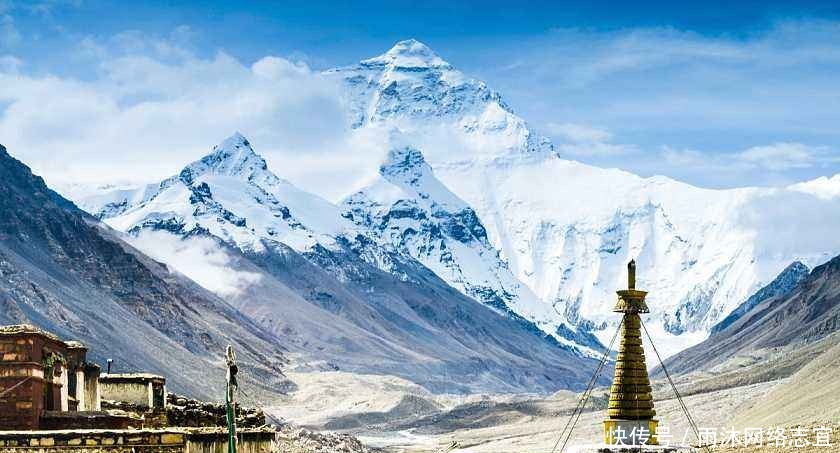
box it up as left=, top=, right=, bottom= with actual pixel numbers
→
left=474, top=20, right=840, bottom=187
left=252, top=56, right=311, bottom=79
left=545, top=122, right=634, bottom=157
left=546, top=122, right=612, bottom=143
left=0, top=54, right=19, bottom=72
left=557, top=141, right=634, bottom=157
left=661, top=146, right=707, bottom=167
left=653, top=142, right=839, bottom=186
left=22, top=0, right=82, bottom=15
left=739, top=189, right=840, bottom=264
left=735, top=142, right=819, bottom=171
left=126, top=230, right=261, bottom=296
left=0, top=30, right=350, bottom=191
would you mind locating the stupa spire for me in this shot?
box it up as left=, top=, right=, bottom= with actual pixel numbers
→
left=603, top=260, right=658, bottom=446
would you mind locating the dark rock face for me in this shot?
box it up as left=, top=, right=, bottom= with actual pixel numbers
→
left=659, top=256, right=840, bottom=376
left=0, top=144, right=290, bottom=400
left=711, top=261, right=809, bottom=334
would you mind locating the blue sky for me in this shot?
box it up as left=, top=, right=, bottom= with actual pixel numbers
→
left=1, top=0, right=840, bottom=191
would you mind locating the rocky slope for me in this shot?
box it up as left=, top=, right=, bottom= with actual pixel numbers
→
left=0, top=143, right=291, bottom=400
left=660, top=255, right=840, bottom=376
left=731, top=333, right=840, bottom=427
left=711, top=261, right=809, bottom=334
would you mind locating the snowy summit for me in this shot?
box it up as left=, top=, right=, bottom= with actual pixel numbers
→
left=361, top=39, right=451, bottom=69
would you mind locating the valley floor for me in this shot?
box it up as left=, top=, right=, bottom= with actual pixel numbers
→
left=268, top=335, right=840, bottom=453
left=353, top=380, right=781, bottom=452
left=268, top=374, right=818, bottom=452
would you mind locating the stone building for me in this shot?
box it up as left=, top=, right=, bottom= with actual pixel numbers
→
left=0, top=324, right=276, bottom=453
left=100, top=373, right=167, bottom=409
left=0, top=325, right=103, bottom=430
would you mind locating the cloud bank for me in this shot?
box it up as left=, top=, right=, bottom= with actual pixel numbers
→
left=467, top=20, right=840, bottom=187
left=127, top=230, right=261, bottom=297
left=0, top=28, right=352, bottom=193
left=0, top=20, right=838, bottom=200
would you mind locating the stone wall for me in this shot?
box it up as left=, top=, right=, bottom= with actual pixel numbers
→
left=165, top=394, right=266, bottom=428
left=100, top=381, right=150, bottom=408
left=0, top=428, right=274, bottom=453
left=38, top=412, right=140, bottom=430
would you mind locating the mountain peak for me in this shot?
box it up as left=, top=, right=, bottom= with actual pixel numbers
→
left=180, top=132, right=268, bottom=184
left=380, top=146, right=429, bottom=180
left=362, top=39, right=450, bottom=69
left=219, top=131, right=251, bottom=149
left=376, top=146, right=468, bottom=210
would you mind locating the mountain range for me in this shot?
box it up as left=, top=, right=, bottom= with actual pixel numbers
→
left=662, top=254, right=840, bottom=376
left=49, top=39, right=840, bottom=388
left=5, top=135, right=604, bottom=394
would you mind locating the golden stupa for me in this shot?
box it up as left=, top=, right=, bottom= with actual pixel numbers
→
left=603, top=260, right=658, bottom=445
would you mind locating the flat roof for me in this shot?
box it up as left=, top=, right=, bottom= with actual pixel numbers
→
left=99, top=373, right=166, bottom=384
left=0, top=324, right=88, bottom=350
left=0, top=324, right=62, bottom=341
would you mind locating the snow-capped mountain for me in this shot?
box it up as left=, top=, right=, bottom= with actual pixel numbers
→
left=73, top=135, right=608, bottom=393
left=88, top=133, right=352, bottom=254
left=341, top=146, right=601, bottom=351
left=325, top=39, right=840, bottom=356
left=76, top=39, right=840, bottom=362
left=324, top=39, right=553, bottom=160
left=85, top=132, right=601, bottom=353
left=789, top=174, right=840, bottom=200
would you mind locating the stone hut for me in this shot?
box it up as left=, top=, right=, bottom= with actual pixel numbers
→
left=99, top=373, right=167, bottom=410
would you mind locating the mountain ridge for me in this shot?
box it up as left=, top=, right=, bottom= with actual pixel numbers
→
left=0, top=143, right=292, bottom=400
left=658, top=254, right=840, bottom=376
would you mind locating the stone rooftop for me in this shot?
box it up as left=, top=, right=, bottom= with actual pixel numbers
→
left=99, top=373, right=166, bottom=383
